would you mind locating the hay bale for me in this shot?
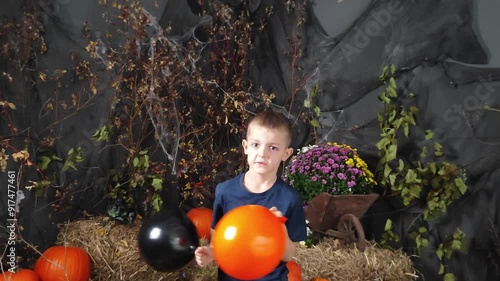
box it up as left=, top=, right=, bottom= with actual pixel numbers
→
left=57, top=217, right=416, bottom=281
left=56, top=217, right=217, bottom=281
left=294, top=239, right=417, bottom=281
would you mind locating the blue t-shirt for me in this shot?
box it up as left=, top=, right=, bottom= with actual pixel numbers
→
left=211, top=173, right=307, bottom=281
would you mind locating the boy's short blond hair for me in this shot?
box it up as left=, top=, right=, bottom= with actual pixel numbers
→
left=246, top=110, right=292, bottom=145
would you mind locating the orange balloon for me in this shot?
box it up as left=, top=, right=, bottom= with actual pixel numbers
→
left=212, top=205, right=286, bottom=280
left=187, top=207, right=213, bottom=239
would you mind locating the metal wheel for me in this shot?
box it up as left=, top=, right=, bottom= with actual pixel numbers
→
left=337, top=213, right=366, bottom=251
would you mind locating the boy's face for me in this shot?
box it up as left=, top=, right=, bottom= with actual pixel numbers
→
left=242, top=123, right=293, bottom=177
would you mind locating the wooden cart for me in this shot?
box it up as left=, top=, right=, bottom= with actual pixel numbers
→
left=304, top=192, right=379, bottom=251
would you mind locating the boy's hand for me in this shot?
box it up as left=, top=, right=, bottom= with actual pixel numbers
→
left=269, top=206, right=283, bottom=217
left=270, top=206, right=295, bottom=261
left=194, top=246, right=214, bottom=267
left=269, top=206, right=287, bottom=223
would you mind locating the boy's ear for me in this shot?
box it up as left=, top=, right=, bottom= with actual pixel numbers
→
left=282, top=147, right=294, bottom=161
left=242, top=139, right=248, bottom=155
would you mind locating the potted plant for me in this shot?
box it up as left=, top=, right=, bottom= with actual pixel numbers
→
left=284, top=143, right=379, bottom=233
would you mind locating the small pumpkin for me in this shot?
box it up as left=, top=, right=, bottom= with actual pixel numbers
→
left=286, top=260, right=302, bottom=281
left=310, top=277, right=329, bottom=281
left=186, top=207, right=213, bottom=239
left=34, top=245, right=91, bottom=281
left=1, top=269, right=39, bottom=281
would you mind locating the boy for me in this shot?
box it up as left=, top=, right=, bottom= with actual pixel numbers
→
left=195, top=110, right=307, bottom=280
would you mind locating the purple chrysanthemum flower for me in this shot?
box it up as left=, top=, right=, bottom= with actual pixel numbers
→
left=283, top=143, right=374, bottom=200
left=321, top=166, right=331, bottom=173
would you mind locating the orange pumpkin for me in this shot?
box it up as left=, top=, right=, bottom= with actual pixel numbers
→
left=286, top=260, right=302, bottom=281
left=311, top=277, right=329, bottom=281
left=34, top=245, right=91, bottom=281
left=1, top=269, right=39, bottom=281
left=186, top=207, right=213, bottom=239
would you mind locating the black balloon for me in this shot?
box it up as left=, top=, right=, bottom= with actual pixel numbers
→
left=137, top=207, right=200, bottom=272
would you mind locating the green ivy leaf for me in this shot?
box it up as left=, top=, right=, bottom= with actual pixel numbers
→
left=386, top=86, right=397, bottom=98
left=379, top=92, right=391, bottom=103
left=52, top=155, right=63, bottom=161
left=379, top=65, right=389, bottom=80
left=404, top=169, right=417, bottom=183
left=92, top=125, right=110, bottom=141
left=386, top=144, right=397, bottom=162
left=443, top=273, right=456, bottom=281
left=389, top=174, right=396, bottom=186
left=430, top=162, right=437, bottom=174
left=454, top=178, right=467, bottom=194
left=389, top=77, right=397, bottom=89
left=152, top=194, right=163, bottom=213
left=130, top=179, right=137, bottom=188
left=409, top=105, right=419, bottom=114
left=437, top=248, right=444, bottom=260
left=409, top=184, right=421, bottom=198
left=421, top=238, right=429, bottom=248
left=314, top=106, right=321, bottom=117
left=39, top=156, right=52, bottom=171
left=451, top=239, right=462, bottom=251
left=376, top=137, right=390, bottom=150
left=438, top=264, right=444, bottom=275
left=384, top=219, right=393, bottom=231
left=427, top=200, right=436, bottom=210
left=437, top=166, right=447, bottom=175
left=397, top=159, right=405, bottom=171
left=384, top=163, right=392, bottom=178
left=403, top=123, right=409, bottom=137
left=62, top=161, right=77, bottom=172
left=420, top=145, right=428, bottom=158
left=310, top=119, right=320, bottom=128
left=151, top=178, right=163, bottom=191
left=425, top=130, right=433, bottom=140
left=434, top=142, right=443, bottom=152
